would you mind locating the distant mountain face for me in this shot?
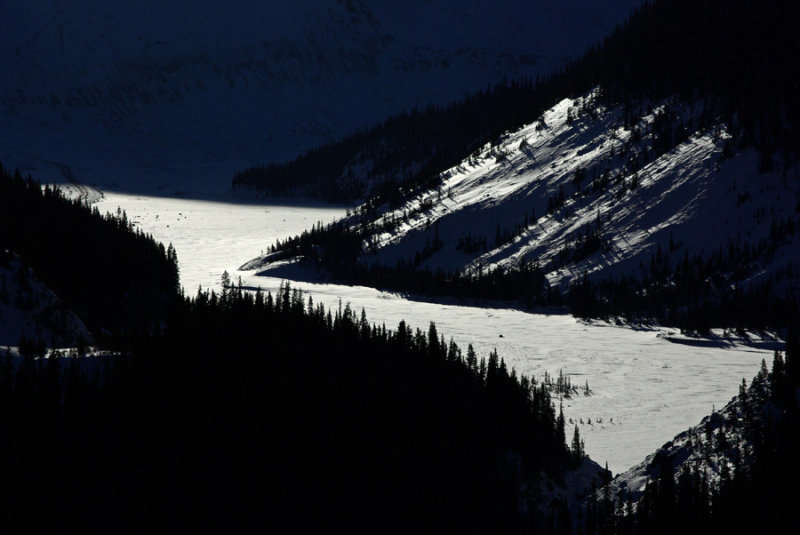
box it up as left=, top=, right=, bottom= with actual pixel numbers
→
left=0, top=0, right=643, bottom=193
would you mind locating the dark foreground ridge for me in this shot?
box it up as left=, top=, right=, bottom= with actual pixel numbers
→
left=1, top=165, right=592, bottom=534
left=0, top=164, right=180, bottom=344
left=0, top=280, right=591, bottom=533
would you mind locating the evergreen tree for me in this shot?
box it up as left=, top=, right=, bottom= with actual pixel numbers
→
left=572, top=424, right=585, bottom=460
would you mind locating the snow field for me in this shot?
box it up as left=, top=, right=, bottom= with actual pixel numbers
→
left=97, top=192, right=773, bottom=474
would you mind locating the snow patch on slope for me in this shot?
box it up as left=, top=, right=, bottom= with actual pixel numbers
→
left=0, top=252, right=91, bottom=347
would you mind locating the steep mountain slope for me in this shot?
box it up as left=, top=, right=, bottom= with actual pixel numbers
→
left=0, top=0, right=643, bottom=194
left=0, top=167, right=179, bottom=343
left=246, top=91, right=800, bottom=327
left=247, top=0, right=800, bottom=329
left=0, top=251, right=91, bottom=348
left=582, top=343, right=800, bottom=534
left=350, top=96, right=798, bottom=282
left=609, top=364, right=775, bottom=505
left=233, top=0, right=800, bottom=204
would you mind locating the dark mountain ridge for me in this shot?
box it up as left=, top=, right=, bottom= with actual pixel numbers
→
left=0, top=168, right=603, bottom=533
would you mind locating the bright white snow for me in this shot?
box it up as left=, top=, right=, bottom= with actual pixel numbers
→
left=95, top=192, right=347, bottom=295
left=320, top=94, right=800, bottom=291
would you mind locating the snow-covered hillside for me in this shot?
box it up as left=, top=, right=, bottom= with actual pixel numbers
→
left=256, top=91, right=800, bottom=298
left=605, top=355, right=793, bottom=508
left=0, top=0, right=643, bottom=194
left=0, top=251, right=91, bottom=347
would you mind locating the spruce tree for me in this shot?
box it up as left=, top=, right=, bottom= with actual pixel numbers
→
left=572, top=425, right=585, bottom=460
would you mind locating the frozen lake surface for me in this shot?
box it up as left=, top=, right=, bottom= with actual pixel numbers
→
left=96, top=192, right=773, bottom=474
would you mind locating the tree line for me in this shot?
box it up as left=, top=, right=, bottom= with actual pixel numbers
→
left=0, top=164, right=180, bottom=344
left=232, top=78, right=555, bottom=203
left=0, top=166, right=594, bottom=533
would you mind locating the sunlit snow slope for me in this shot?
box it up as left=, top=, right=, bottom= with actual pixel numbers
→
left=0, top=0, right=643, bottom=194
left=300, top=92, right=800, bottom=293
left=0, top=253, right=90, bottom=347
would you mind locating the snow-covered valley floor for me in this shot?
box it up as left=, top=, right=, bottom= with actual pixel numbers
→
left=94, top=191, right=774, bottom=474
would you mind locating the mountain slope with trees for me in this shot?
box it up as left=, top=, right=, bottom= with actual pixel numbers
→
left=0, top=164, right=180, bottom=344
left=0, top=251, right=91, bottom=348
left=247, top=0, right=800, bottom=332
left=233, top=0, right=799, bottom=202
left=582, top=337, right=800, bottom=535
